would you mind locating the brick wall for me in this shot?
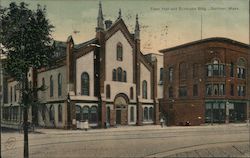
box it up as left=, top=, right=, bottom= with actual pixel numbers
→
left=161, top=38, right=250, bottom=126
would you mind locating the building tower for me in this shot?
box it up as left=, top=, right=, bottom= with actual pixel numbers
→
left=96, top=1, right=104, bottom=32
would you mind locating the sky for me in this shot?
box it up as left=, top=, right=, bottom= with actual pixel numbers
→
left=1, top=0, right=249, bottom=53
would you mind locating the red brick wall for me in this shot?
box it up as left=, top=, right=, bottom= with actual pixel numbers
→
left=162, top=38, right=250, bottom=125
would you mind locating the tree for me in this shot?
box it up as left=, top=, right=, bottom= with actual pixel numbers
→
left=0, top=2, right=54, bottom=158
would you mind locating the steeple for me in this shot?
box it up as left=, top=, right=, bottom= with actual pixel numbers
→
left=117, top=8, right=122, bottom=19
left=134, top=14, right=140, bottom=40
left=96, top=1, right=104, bottom=32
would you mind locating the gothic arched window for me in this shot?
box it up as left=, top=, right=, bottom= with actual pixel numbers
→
left=58, top=73, right=62, bottom=96
left=117, top=43, right=123, bottom=61
left=117, top=67, right=122, bottom=81
left=90, top=106, right=98, bottom=123
left=123, top=71, right=127, bottom=82
left=142, top=80, right=147, bottom=99
left=50, top=75, right=54, bottom=97
left=144, top=107, right=148, bottom=121
left=82, top=106, right=89, bottom=121
left=81, top=72, right=90, bottom=96
left=112, top=69, right=116, bottom=81
left=106, top=85, right=111, bottom=99
left=49, top=105, right=54, bottom=122
left=149, top=107, right=154, bottom=121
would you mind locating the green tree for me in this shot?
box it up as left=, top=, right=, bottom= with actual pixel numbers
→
left=0, top=2, right=54, bottom=158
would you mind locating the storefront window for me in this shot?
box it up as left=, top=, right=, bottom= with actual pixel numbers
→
left=76, top=105, right=81, bottom=121
left=144, top=107, right=148, bottom=121
left=82, top=106, right=89, bottom=121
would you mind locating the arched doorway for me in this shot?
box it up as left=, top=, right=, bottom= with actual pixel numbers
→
left=114, top=94, right=129, bottom=125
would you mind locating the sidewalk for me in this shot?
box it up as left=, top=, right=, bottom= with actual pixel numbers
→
left=35, top=123, right=249, bottom=135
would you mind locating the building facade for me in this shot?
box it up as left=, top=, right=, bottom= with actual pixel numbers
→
left=1, top=2, right=163, bottom=129
left=160, top=37, right=250, bottom=126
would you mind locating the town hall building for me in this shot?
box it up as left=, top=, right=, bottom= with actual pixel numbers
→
left=1, top=2, right=163, bottom=129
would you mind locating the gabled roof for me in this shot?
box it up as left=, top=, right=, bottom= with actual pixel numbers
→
left=105, top=18, right=135, bottom=48
left=159, top=37, right=250, bottom=53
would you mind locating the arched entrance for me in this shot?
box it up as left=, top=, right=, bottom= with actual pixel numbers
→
left=114, top=94, right=129, bottom=125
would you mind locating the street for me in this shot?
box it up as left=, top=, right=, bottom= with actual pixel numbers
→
left=1, top=124, right=250, bottom=157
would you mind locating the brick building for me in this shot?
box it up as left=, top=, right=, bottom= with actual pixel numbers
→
left=160, top=37, right=250, bottom=126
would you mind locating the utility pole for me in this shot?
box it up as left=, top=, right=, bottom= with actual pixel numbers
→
left=0, top=45, right=5, bottom=158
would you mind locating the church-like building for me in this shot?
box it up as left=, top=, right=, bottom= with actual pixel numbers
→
left=2, top=2, right=164, bottom=129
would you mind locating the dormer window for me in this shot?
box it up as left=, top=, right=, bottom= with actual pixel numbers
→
left=116, top=43, right=123, bottom=61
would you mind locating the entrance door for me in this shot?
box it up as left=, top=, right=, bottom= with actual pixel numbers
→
left=116, top=110, right=121, bottom=125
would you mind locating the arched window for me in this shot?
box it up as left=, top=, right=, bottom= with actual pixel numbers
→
left=169, top=87, right=173, bottom=98
left=169, top=67, right=173, bottom=82
left=130, top=106, right=134, bottom=122
left=82, top=106, right=89, bottom=121
left=49, top=105, right=54, bottom=122
left=58, top=104, right=62, bottom=122
left=149, top=107, right=154, bottom=121
left=130, top=87, right=134, bottom=100
left=112, top=69, right=116, bottom=81
left=50, top=75, right=54, bottom=97
left=142, top=80, right=147, bottom=99
left=160, top=68, right=163, bottom=81
left=212, top=59, right=219, bottom=76
left=117, top=43, right=123, bottom=61
left=144, top=107, right=148, bottom=121
left=90, top=106, right=98, bottom=123
left=207, top=65, right=213, bottom=77
left=76, top=105, right=81, bottom=121
left=237, top=58, right=246, bottom=79
left=81, top=72, right=89, bottom=96
left=106, top=85, right=111, bottom=99
left=58, top=73, right=62, bottom=96
left=117, top=67, right=122, bottom=81
left=123, top=71, right=127, bottom=82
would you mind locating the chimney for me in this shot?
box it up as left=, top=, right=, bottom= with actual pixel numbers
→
left=105, top=20, right=112, bottom=29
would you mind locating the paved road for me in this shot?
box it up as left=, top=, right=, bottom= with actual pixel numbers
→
left=2, top=124, right=250, bottom=157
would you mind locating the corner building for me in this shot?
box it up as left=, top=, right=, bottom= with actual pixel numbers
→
left=160, top=37, right=250, bottom=126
